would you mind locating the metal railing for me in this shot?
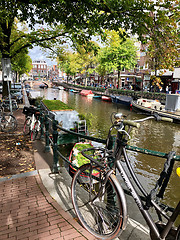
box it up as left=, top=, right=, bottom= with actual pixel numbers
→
left=36, top=104, right=180, bottom=175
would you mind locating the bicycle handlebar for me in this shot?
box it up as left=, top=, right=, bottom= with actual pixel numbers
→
left=123, top=120, right=140, bottom=128
left=160, top=117, right=173, bottom=122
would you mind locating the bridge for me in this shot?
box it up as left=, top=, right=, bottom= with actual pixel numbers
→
left=25, top=80, right=52, bottom=88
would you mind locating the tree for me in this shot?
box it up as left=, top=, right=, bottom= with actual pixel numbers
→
left=96, top=30, right=137, bottom=88
left=11, top=50, right=32, bottom=81
left=57, top=42, right=98, bottom=85
left=0, top=0, right=179, bottom=96
left=145, top=3, right=180, bottom=76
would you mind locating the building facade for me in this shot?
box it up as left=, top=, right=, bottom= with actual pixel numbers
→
left=30, top=60, right=48, bottom=80
left=48, top=65, right=60, bottom=81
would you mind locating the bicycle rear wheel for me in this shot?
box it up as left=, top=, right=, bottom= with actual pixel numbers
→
left=71, top=163, right=126, bottom=239
left=23, top=117, right=31, bottom=135
left=1, top=113, right=17, bottom=132
left=30, top=121, right=40, bottom=141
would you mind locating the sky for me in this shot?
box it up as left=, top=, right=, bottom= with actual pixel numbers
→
left=29, top=46, right=57, bottom=66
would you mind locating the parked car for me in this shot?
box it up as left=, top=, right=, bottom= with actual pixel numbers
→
left=11, top=91, right=23, bottom=103
left=11, top=83, right=23, bottom=103
left=39, top=83, right=48, bottom=89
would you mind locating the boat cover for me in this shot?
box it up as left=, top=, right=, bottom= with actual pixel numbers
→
left=80, top=90, right=93, bottom=96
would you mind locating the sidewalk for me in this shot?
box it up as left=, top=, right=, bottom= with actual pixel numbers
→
left=0, top=107, right=150, bottom=240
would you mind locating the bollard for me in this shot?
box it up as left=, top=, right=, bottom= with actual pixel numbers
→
left=52, top=120, right=60, bottom=173
left=44, top=115, right=50, bottom=152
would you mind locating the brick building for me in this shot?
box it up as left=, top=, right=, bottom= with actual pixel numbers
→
left=30, top=60, right=48, bottom=80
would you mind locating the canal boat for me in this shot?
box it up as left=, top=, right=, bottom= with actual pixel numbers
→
left=132, top=96, right=180, bottom=123
left=93, top=95, right=101, bottom=99
left=69, top=142, right=100, bottom=179
left=69, top=89, right=79, bottom=93
left=41, top=99, right=88, bottom=144
left=111, top=95, right=133, bottom=107
left=101, top=96, right=112, bottom=102
left=80, top=89, right=94, bottom=97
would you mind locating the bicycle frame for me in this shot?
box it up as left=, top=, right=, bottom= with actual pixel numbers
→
left=113, top=142, right=180, bottom=240
left=78, top=116, right=180, bottom=239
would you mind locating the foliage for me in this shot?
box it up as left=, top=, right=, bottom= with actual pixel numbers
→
left=96, top=30, right=137, bottom=84
left=57, top=42, right=99, bottom=82
left=142, top=0, right=180, bottom=73
left=34, top=96, right=44, bottom=107
left=11, top=51, right=32, bottom=78
left=0, top=0, right=179, bottom=96
left=150, top=75, right=163, bottom=90
left=42, top=100, right=73, bottom=111
left=57, top=48, right=83, bottom=79
left=78, top=112, right=93, bottom=128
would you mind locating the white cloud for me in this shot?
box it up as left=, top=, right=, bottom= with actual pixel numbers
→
left=29, top=46, right=57, bottom=66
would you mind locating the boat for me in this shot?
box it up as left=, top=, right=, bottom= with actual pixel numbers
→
left=69, top=142, right=100, bottom=178
left=93, top=95, right=101, bottom=99
left=102, top=96, right=112, bottom=102
left=80, top=89, right=94, bottom=97
left=132, top=97, right=180, bottom=123
left=111, top=95, right=132, bottom=107
left=41, top=100, right=88, bottom=144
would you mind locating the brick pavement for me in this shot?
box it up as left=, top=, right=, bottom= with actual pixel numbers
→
left=0, top=174, right=96, bottom=240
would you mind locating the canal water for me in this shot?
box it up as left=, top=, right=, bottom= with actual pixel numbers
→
left=35, top=88, right=180, bottom=222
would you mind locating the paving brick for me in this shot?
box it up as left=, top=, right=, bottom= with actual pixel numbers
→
left=0, top=172, right=98, bottom=240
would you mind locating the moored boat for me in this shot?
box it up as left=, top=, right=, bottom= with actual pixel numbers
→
left=111, top=95, right=132, bottom=106
left=93, top=95, right=101, bottom=99
left=102, top=96, right=112, bottom=102
left=69, top=142, right=100, bottom=178
left=132, top=97, right=180, bottom=123
left=80, top=89, right=94, bottom=97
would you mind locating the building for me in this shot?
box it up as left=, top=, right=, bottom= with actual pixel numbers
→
left=48, top=65, right=60, bottom=81
left=30, top=60, right=48, bottom=80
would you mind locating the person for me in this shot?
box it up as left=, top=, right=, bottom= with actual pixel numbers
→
left=166, top=86, right=169, bottom=94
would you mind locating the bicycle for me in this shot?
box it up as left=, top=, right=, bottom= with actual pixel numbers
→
left=23, top=106, right=42, bottom=141
left=2, top=98, right=19, bottom=111
left=71, top=113, right=180, bottom=240
left=0, top=102, right=17, bottom=132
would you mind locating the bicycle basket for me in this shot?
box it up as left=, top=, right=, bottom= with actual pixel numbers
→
left=23, top=106, right=39, bottom=116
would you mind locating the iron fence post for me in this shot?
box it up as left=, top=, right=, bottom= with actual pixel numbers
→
left=44, top=115, right=50, bottom=152
left=52, top=120, right=60, bottom=173
left=39, top=111, right=44, bottom=140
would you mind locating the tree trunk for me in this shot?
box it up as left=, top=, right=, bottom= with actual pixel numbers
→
left=117, top=69, right=121, bottom=89
left=2, top=58, right=13, bottom=98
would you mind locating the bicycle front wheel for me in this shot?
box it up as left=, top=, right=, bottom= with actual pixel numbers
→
left=1, top=113, right=17, bottom=132
left=23, top=117, right=31, bottom=135
left=71, top=164, right=126, bottom=239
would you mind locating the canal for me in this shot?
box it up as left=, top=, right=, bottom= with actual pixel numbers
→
left=35, top=88, right=180, bottom=223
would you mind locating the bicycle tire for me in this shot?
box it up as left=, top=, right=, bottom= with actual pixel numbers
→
left=71, top=163, right=125, bottom=239
left=176, top=226, right=180, bottom=240
left=1, top=113, right=17, bottom=132
left=30, top=121, right=40, bottom=141
left=23, top=117, right=31, bottom=135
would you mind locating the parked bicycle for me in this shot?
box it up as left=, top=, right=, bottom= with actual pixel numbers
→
left=71, top=113, right=180, bottom=240
left=0, top=101, right=17, bottom=132
left=3, top=97, right=19, bottom=111
left=23, top=106, right=43, bottom=141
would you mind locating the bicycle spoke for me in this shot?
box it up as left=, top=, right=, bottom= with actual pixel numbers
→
left=71, top=164, right=124, bottom=239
